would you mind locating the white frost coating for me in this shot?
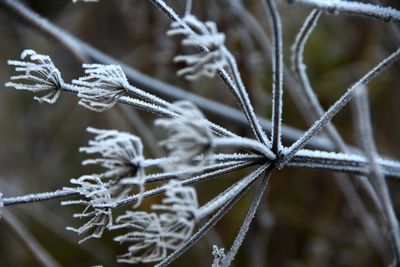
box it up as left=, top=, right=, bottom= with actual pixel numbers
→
left=211, top=245, right=226, bottom=267
left=292, top=0, right=400, bottom=24
left=80, top=127, right=145, bottom=204
left=112, top=183, right=198, bottom=264
left=195, top=164, right=268, bottom=220
left=152, top=182, right=198, bottom=248
left=155, top=101, right=214, bottom=175
left=73, top=64, right=178, bottom=115
left=112, top=211, right=167, bottom=264
left=73, top=64, right=130, bottom=112
left=61, top=176, right=113, bottom=243
left=168, top=15, right=227, bottom=80
left=6, top=49, right=65, bottom=104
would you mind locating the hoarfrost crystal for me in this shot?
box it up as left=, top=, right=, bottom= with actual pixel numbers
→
left=155, top=101, right=214, bottom=174
left=6, top=49, right=65, bottom=104
left=80, top=127, right=145, bottom=204
left=61, top=176, right=113, bottom=243
left=152, top=182, right=198, bottom=248
left=74, top=64, right=129, bottom=112
left=168, top=15, right=227, bottom=80
left=112, top=211, right=167, bottom=264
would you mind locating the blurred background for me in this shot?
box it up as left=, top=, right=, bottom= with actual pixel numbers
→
left=0, top=0, right=400, bottom=266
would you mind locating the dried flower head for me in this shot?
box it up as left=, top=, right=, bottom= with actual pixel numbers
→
left=73, top=64, right=129, bottom=112
left=61, top=175, right=113, bottom=243
left=153, top=182, right=198, bottom=248
left=6, top=49, right=64, bottom=104
left=112, top=211, right=167, bottom=264
left=168, top=15, right=227, bottom=80
left=155, top=101, right=214, bottom=174
left=80, top=127, right=145, bottom=204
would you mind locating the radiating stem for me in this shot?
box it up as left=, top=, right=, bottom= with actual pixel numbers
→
left=263, top=0, right=284, bottom=155
left=283, top=47, right=400, bottom=166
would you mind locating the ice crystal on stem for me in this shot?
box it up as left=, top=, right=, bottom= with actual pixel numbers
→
left=6, top=49, right=65, bottom=104
left=61, top=175, right=113, bottom=243
left=211, top=245, right=226, bottom=267
left=155, top=101, right=214, bottom=174
left=73, top=64, right=129, bottom=112
left=168, top=15, right=227, bottom=80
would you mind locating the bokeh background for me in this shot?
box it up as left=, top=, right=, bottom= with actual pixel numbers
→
left=0, top=0, right=400, bottom=266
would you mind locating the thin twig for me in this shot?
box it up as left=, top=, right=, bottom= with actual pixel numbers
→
left=222, top=170, right=271, bottom=266
left=2, top=210, right=62, bottom=267
left=290, top=0, right=400, bottom=24
left=353, top=85, right=400, bottom=263
left=282, top=47, right=400, bottom=165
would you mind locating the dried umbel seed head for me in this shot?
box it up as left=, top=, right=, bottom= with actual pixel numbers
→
left=152, top=181, right=198, bottom=248
left=61, top=175, right=113, bottom=243
left=112, top=211, right=167, bottom=264
left=168, top=15, right=227, bottom=80
left=80, top=127, right=144, bottom=179
left=80, top=127, right=146, bottom=204
left=155, top=101, right=214, bottom=174
left=73, top=64, right=129, bottom=112
left=6, top=49, right=65, bottom=104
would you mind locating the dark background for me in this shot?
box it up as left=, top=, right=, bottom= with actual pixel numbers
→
left=0, top=0, right=400, bottom=266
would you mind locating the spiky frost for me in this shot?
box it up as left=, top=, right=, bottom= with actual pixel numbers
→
left=6, top=49, right=64, bottom=104
left=61, top=176, right=113, bottom=243
left=168, top=15, right=227, bottom=80
left=73, top=64, right=129, bottom=112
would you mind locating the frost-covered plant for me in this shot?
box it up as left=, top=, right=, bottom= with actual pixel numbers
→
left=61, top=175, right=113, bottom=243
left=112, top=211, right=167, bottom=264
left=155, top=101, right=214, bottom=173
left=2, top=0, right=400, bottom=266
left=5, top=49, right=65, bottom=104
left=111, top=182, right=198, bottom=264
left=167, top=15, right=227, bottom=80
left=73, top=64, right=130, bottom=112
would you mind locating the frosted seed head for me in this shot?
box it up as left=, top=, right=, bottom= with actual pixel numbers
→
left=168, top=15, right=227, bottom=80
left=152, top=181, right=198, bottom=248
left=155, top=101, right=214, bottom=174
left=80, top=127, right=146, bottom=205
left=73, top=64, right=129, bottom=112
left=112, top=211, right=167, bottom=263
left=62, top=175, right=113, bottom=243
left=6, top=49, right=64, bottom=104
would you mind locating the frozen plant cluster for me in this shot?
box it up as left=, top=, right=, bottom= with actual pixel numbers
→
left=1, top=0, right=400, bottom=266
